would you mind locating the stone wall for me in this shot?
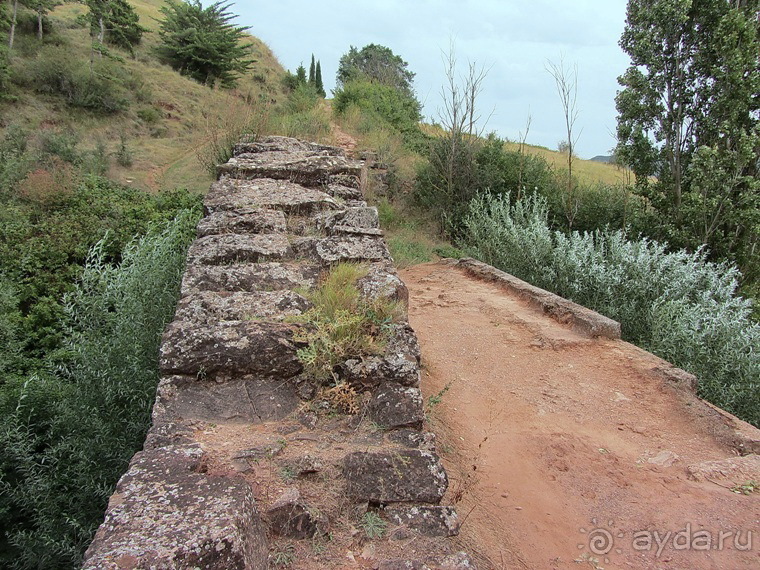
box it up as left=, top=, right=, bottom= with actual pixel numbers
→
left=83, top=137, right=474, bottom=569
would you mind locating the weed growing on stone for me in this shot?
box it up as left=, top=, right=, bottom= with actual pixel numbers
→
left=360, top=511, right=387, bottom=539
left=270, top=544, right=295, bottom=567
left=731, top=480, right=758, bottom=495
left=291, top=262, right=402, bottom=383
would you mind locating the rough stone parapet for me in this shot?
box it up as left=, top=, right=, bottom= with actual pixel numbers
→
left=458, top=257, right=622, bottom=339
left=84, top=136, right=471, bottom=569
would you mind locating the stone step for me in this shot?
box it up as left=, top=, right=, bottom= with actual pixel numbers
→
left=343, top=450, right=448, bottom=504
left=159, top=320, right=303, bottom=378
left=82, top=445, right=267, bottom=570
left=180, top=262, right=321, bottom=296
left=173, top=291, right=311, bottom=324
left=196, top=208, right=286, bottom=238
left=186, top=233, right=290, bottom=265
left=205, top=178, right=340, bottom=215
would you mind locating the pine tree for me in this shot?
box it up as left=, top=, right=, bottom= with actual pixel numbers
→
left=156, top=0, right=253, bottom=88
left=295, top=63, right=306, bottom=85
left=86, top=0, right=145, bottom=56
left=315, top=59, right=325, bottom=97
left=308, top=53, right=316, bottom=85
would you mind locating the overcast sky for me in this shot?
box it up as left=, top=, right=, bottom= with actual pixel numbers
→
left=236, top=1, right=631, bottom=159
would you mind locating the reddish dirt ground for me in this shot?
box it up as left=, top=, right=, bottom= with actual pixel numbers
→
left=400, top=261, right=759, bottom=570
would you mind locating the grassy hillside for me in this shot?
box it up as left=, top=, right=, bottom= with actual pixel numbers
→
left=1, top=0, right=288, bottom=194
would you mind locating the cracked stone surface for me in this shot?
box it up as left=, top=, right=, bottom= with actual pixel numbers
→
left=205, top=178, right=340, bottom=215
left=82, top=446, right=267, bottom=570
left=180, top=262, right=321, bottom=296
left=343, top=450, right=448, bottom=503
left=386, top=506, right=460, bottom=537
left=291, top=235, right=391, bottom=264
left=196, top=208, right=286, bottom=237
left=173, top=291, right=311, bottom=324
left=159, top=321, right=304, bottom=378
left=153, top=375, right=301, bottom=425
left=186, top=233, right=291, bottom=265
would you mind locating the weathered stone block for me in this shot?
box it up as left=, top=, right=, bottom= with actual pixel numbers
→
left=326, top=183, right=363, bottom=201
left=173, top=291, right=311, bottom=324
left=186, top=233, right=290, bottom=265
left=265, top=487, right=327, bottom=539
left=385, top=506, right=460, bottom=537
left=368, top=385, right=424, bottom=429
left=196, top=208, right=286, bottom=237
left=357, top=264, right=409, bottom=306
left=377, top=553, right=476, bottom=570
left=291, top=235, right=391, bottom=265
left=153, top=375, right=301, bottom=425
left=83, top=446, right=267, bottom=570
left=343, top=450, right=448, bottom=503
left=218, top=153, right=363, bottom=187
left=159, top=321, right=303, bottom=378
left=233, top=136, right=345, bottom=157
left=387, top=429, right=437, bottom=452
left=180, top=262, right=321, bottom=296
left=205, top=178, right=340, bottom=214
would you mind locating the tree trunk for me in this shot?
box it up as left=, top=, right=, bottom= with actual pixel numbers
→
left=9, top=0, right=18, bottom=49
left=37, top=12, right=43, bottom=41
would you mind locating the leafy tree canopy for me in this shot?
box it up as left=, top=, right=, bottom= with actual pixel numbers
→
left=155, top=0, right=253, bottom=88
left=336, top=43, right=417, bottom=98
left=615, top=0, right=759, bottom=276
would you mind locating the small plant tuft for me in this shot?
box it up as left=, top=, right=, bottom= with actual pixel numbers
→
left=360, top=511, right=387, bottom=539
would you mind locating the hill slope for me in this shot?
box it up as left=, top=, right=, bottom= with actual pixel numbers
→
left=1, top=0, right=287, bottom=194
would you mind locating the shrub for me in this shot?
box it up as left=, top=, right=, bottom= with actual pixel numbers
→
left=293, top=263, right=402, bottom=383
left=18, top=48, right=130, bottom=113
left=0, top=209, right=200, bottom=569
left=462, top=192, right=759, bottom=427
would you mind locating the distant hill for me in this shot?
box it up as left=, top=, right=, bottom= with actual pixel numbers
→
left=590, top=155, right=614, bottom=164
left=1, top=0, right=287, bottom=194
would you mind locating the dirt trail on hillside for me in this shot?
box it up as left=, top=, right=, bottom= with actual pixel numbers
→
left=400, top=261, right=759, bottom=570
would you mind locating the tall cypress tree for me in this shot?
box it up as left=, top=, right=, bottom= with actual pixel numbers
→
left=308, top=54, right=316, bottom=85
left=315, top=59, right=325, bottom=97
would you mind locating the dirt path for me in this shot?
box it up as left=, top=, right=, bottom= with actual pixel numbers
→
left=400, top=261, right=759, bottom=570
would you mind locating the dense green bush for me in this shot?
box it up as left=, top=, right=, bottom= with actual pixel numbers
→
left=0, top=210, right=200, bottom=568
left=333, top=80, right=426, bottom=149
left=16, top=47, right=130, bottom=113
left=462, top=192, right=759, bottom=426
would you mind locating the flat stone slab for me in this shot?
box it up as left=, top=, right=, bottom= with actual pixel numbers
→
left=458, top=257, right=621, bottom=339
left=218, top=153, right=363, bottom=188
left=377, top=552, right=476, bottom=570
left=159, top=321, right=303, bottom=378
left=233, top=136, right=345, bottom=157
left=205, top=178, right=340, bottom=215
left=180, top=262, right=321, bottom=296
left=196, top=208, right=286, bottom=237
left=343, top=450, right=448, bottom=503
left=186, top=233, right=290, bottom=265
left=326, top=183, right=363, bottom=201
left=368, top=385, right=424, bottom=429
left=386, top=506, right=460, bottom=537
left=687, top=454, right=760, bottom=485
left=292, top=235, right=391, bottom=265
left=153, top=375, right=301, bottom=425
left=173, top=291, right=311, bottom=324
left=83, top=446, right=267, bottom=570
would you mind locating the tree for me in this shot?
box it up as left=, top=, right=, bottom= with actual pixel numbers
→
left=7, top=0, right=18, bottom=49
left=308, top=53, right=315, bottom=85
left=336, top=43, right=417, bottom=98
left=295, top=62, right=306, bottom=84
left=615, top=0, right=759, bottom=274
left=314, top=59, right=325, bottom=97
left=24, top=0, right=62, bottom=40
left=156, top=0, right=253, bottom=88
left=86, top=0, right=145, bottom=56
left=546, top=56, right=581, bottom=230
